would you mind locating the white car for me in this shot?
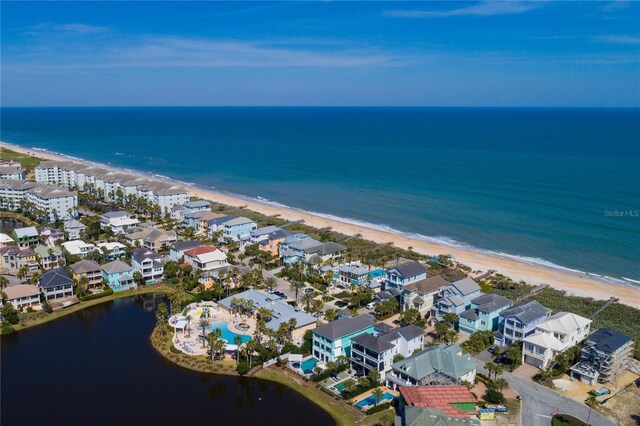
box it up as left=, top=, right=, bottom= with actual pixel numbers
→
left=366, top=302, right=376, bottom=310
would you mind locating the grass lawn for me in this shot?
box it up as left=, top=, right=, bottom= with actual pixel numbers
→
left=0, top=148, right=41, bottom=172
left=15, top=283, right=172, bottom=331
left=552, top=414, right=587, bottom=426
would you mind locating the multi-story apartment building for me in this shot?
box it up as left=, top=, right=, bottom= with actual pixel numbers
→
left=0, top=180, right=77, bottom=221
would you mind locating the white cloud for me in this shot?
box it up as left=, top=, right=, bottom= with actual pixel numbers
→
left=25, top=22, right=110, bottom=36
left=596, top=35, right=640, bottom=45
left=385, top=1, right=541, bottom=18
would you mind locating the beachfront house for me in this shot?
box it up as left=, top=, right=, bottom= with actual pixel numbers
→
left=279, top=234, right=346, bottom=266
left=312, top=314, right=378, bottom=362
left=142, top=229, right=177, bottom=251
left=257, top=229, right=291, bottom=257
left=350, top=324, right=425, bottom=380
left=217, top=289, right=316, bottom=339
left=458, top=293, right=513, bottom=333
left=221, top=217, right=257, bottom=242
left=494, top=300, right=552, bottom=347
left=249, top=226, right=282, bottom=244
left=183, top=200, right=211, bottom=213
left=11, top=226, right=39, bottom=247
left=62, top=240, right=96, bottom=258
left=169, top=240, right=203, bottom=262
left=131, top=248, right=165, bottom=284
left=38, top=268, right=74, bottom=300
left=3, top=284, right=41, bottom=310
left=205, top=215, right=235, bottom=237
left=0, top=163, right=26, bottom=180
left=401, top=275, right=450, bottom=317
left=431, top=278, right=482, bottom=320
left=102, top=260, right=136, bottom=291
left=96, top=242, right=127, bottom=260
left=333, top=264, right=371, bottom=288
left=522, top=312, right=592, bottom=369
left=570, top=328, right=634, bottom=385
left=386, top=344, right=476, bottom=389
left=34, top=244, right=64, bottom=270
left=100, top=211, right=140, bottom=234
left=385, top=261, right=428, bottom=290
left=70, top=259, right=104, bottom=291
left=183, top=246, right=228, bottom=272
left=64, top=218, right=86, bottom=240
left=182, top=210, right=211, bottom=230
left=396, top=386, right=480, bottom=426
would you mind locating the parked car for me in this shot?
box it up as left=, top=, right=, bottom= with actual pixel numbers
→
left=366, top=302, right=376, bottom=310
left=273, top=291, right=287, bottom=299
left=303, top=288, right=315, bottom=294
left=334, top=300, right=349, bottom=308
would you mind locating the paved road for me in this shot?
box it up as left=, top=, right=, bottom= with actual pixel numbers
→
left=477, top=361, right=613, bottom=426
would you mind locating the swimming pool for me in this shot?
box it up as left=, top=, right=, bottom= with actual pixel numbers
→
left=301, top=358, right=317, bottom=374
left=209, top=322, right=252, bottom=344
left=369, top=269, right=385, bottom=279
left=355, top=392, right=394, bottom=409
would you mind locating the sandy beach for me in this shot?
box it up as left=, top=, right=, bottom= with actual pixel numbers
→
left=3, top=141, right=638, bottom=308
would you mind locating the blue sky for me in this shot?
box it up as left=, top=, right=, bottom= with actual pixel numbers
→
left=2, top=1, right=639, bottom=107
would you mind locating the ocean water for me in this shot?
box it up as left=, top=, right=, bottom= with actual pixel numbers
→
left=1, top=107, right=638, bottom=283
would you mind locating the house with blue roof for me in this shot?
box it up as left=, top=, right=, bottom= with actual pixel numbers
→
left=206, top=215, right=235, bottom=237
left=494, top=300, right=551, bottom=347
left=458, top=294, right=513, bottom=333
left=279, top=234, right=346, bottom=266
left=38, top=268, right=74, bottom=300
left=183, top=200, right=211, bottom=211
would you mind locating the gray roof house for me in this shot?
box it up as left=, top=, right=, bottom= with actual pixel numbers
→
left=570, top=328, right=634, bottom=385
left=432, top=278, right=482, bottom=319
left=495, top=300, right=552, bottom=346
left=402, top=275, right=450, bottom=316
left=312, top=314, right=379, bottom=362
left=386, top=260, right=428, bottom=290
left=169, top=240, right=203, bottom=262
left=39, top=268, right=74, bottom=300
left=458, top=293, right=513, bottom=333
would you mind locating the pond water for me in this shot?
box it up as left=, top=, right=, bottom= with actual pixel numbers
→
left=0, top=295, right=334, bottom=426
left=0, top=217, right=26, bottom=234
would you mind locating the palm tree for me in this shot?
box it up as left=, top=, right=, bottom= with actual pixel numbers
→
left=372, top=388, right=384, bottom=406
left=155, top=303, right=169, bottom=336
left=185, top=314, right=192, bottom=337
left=585, top=394, right=599, bottom=425
left=300, top=292, right=313, bottom=311
left=198, top=318, right=209, bottom=348
left=257, top=307, right=274, bottom=322
left=324, top=309, right=339, bottom=322
left=0, top=276, right=9, bottom=290
left=289, top=280, right=304, bottom=305
left=265, top=276, right=278, bottom=293
left=494, top=378, right=509, bottom=392
left=233, top=335, right=243, bottom=365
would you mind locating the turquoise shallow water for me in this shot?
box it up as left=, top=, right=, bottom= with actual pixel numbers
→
left=1, top=107, right=638, bottom=283
left=209, top=321, right=251, bottom=344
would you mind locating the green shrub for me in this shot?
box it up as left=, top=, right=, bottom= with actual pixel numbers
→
left=1, top=324, right=16, bottom=335
left=485, top=387, right=505, bottom=404
left=366, top=402, right=393, bottom=415
left=79, top=286, right=114, bottom=302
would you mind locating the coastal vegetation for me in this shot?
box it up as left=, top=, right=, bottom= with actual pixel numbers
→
left=0, top=148, right=40, bottom=173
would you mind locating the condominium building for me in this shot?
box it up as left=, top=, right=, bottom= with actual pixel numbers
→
left=0, top=179, right=77, bottom=222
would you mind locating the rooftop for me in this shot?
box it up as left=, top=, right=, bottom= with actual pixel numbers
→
left=399, top=385, right=477, bottom=419
left=171, top=240, right=203, bottom=251
left=387, top=260, right=427, bottom=278
left=102, top=260, right=133, bottom=275
left=499, top=300, right=551, bottom=324
left=39, top=268, right=74, bottom=289
left=13, top=226, right=38, bottom=239
left=313, top=314, right=376, bottom=340
left=70, top=259, right=102, bottom=274
left=403, top=275, right=449, bottom=293
left=536, top=312, right=592, bottom=336
left=392, top=344, right=475, bottom=382
left=586, top=328, right=632, bottom=354
left=4, top=284, right=40, bottom=299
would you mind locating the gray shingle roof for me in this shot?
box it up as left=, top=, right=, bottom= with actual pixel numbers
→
left=171, top=240, right=203, bottom=251
left=586, top=328, right=631, bottom=354
left=403, top=275, right=449, bottom=294
left=450, top=278, right=480, bottom=295
left=102, top=260, right=133, bottom=275
left=469, top=293, right=512, bottom=313
left=499, top=300, right=551, bottom=324
left=39, top=268, right=74, bottom=289
left=70, top=259, right=102, bottom=274
left=387, top=261, right=427, bottom=278
left=313, top=314, right=376, bottom=340
left=392, top=344, right=475, bottom=382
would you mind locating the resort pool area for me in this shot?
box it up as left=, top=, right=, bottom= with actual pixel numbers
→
left=301, top=358, right=317, bottom=375
left=355, top=392, right=394, bottom=409
left=209, top=321, right=251, bottom=344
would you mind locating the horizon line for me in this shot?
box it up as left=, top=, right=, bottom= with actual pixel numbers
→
left=2, top=105, right=639, bottom=109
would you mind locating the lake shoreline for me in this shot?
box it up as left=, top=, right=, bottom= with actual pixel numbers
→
left=2, top=141, right=638, bottom=308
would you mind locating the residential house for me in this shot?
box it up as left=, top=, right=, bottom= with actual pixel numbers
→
left=350, top=324, right=425, bottom=380
left=143, top=229, right=177, bottom=251
left=385, top=261, right=428, bottom=290
left=312, top=314, right=378, bottom=362
left=70, top=259, right=104, bottom=291
left=124, top=228, right=153, bottom=247
left=257, top=228, right=291, bottom=257
left=183, top=200, right=211, bottom=212
left=96, top=242, right=127, bottom=260
left=402, top=275, right=450, bottom=317
left=38, top=227, right=65, bottom=246
left=183, top=246, right=228, bottom=272
left=169, top=240, right=203, bottom=262
left=0, top=164, right=26, bottom=180
left=39, top=268, right=74, bottom=300
left=182, top=210, right=212, bottom=230
left=375, top=287, right=402, bottom=304
left=431, top=278, right=482, bottom=320
left=217, top=289, right=316, bottom=339
left=198, top=213, right=224, bottom=236
left=249, top=226, right=282, bottom=244
left=221, top=217, right=257, bottom=242
left=3, top=284, right=41, bottom=310
left=522, top=312, right=592, bottom=369
left=34, top=244, right=64, bottom=270
left=396, top=386, right=479, bottom=426
left=0, top=232, right=15, bottom=248
left=280, top=234, right=346, bottom=266
left=206, top=215, right=235, bottom=237
left=63, top=218, right=86, bottom=240
left=11, top=226, right=39, bottom=247
left=334, top=264, right=371, bottom=288
left=458, top=294, right=513, bottom=333
left=386, top=344, right=476, bottom=388
left=100, top=211, right=140, bottom=234
left=170, top=204, right=188, bottom=220
left=131, top=248, right=165, bottom=284
left=0, top=246, right=38, bottom=273
left=101, top=260, right=136, bottom=292
left=62, top=240, right=96, bottom=258
left=570, top=328, right=634, bottom=385
left=494, top=301, right=551, bottom=347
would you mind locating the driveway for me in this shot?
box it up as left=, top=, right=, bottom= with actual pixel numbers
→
left=262, top=268, right=298, bottom=303
left=477, top=361, right=614, bottom=426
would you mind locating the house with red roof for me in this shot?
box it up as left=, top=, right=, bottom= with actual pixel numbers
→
left=396, top=385, right=479, bottom=426
left=183, top=245, right=228, bottom=272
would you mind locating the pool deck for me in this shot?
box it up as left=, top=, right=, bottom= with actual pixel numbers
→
left=350, top=386, right=399, bottom=409
left=169, top=301, right=256, bottom=356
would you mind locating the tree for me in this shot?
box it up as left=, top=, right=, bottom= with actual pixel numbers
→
left=16, top=266, right=28, bottom=283
left=198, top=319, right=209, bottom=348
left=442, top=312, right=459, bottom=327
left=372, top=388, right=384, bottom=406
left=494, top=378, right=509, bottom=392
left=289, top=280, right=304, bottom=305
left=585, top=394, right=599, bottom=426
left=155, top=303, right=169, bottom=336
left=401, top=308, right=420, bottom=326
left=0, top=276, right=9, bottom=290
left=257, top=307, right=274, bottom=322
left=505, top=342, right=522, bottom=367
left=1, top=302, right=19, bottom=325
left=368, top=370, right=381, bottom=383
left=265, top=276, right=278, bottom=293
left=324, top=309, right=339, bottom=322
left=393, top=354, right=405, bottom=363
left=485, top=386, right=505, bottom=404
left=233, top=335, right=243, bottom=365
left=300, top=292, right=314, bottom=311
left=133, top=271, right=145, bottom=286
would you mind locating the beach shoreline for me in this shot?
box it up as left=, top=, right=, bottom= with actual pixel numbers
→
left=2, top=141, right=638, bottom=308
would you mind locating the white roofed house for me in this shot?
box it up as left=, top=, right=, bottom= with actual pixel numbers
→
left=183, top=246, right=228, bottom=272
left=221, top=216, right=257, bottom=243
left=522, top=312, right=592, bottom=370
left=100, top=211, right=140, bottom=234
left=96, top=242, right=127, bottom=260
left=11, top=226, right=39, bottom=247
left=0, top=233, right=15, bottom=248
left=62, top=240, right=97, bottom=258
left=63, top=218, right=86, bottom=240
left=249, top=225, right=283, bottom=244
left=132, top=248, right=165, bottom=284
